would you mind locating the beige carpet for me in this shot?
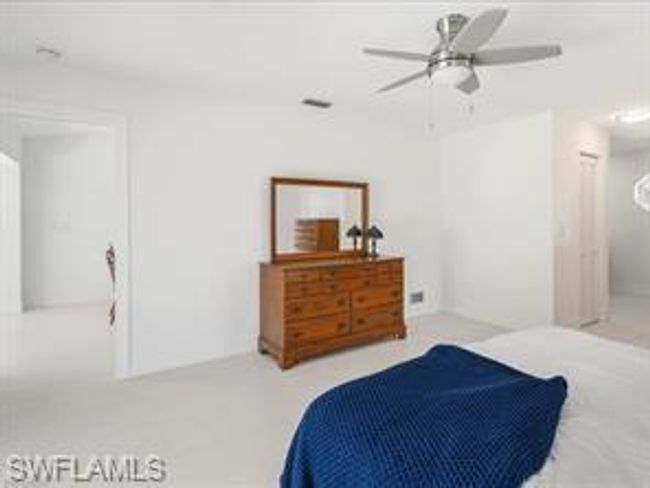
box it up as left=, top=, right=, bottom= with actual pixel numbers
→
left=583, top=294, right=650, bottom=349
left=1, top=313, right=504, bottom=487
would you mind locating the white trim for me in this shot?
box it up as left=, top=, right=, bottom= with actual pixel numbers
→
left=0, top=97, right=132, bottom=379
left=0, top=153, right=22, bottom=314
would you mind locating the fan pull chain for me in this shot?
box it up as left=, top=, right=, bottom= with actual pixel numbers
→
left=427, top=77, right=436, bottom=132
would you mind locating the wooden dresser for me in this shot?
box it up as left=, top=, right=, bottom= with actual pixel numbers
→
left=259, top=256, right=406, bottom=369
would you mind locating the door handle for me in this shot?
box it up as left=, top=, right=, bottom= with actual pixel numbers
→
left=106, top=243, right=116, bottom=326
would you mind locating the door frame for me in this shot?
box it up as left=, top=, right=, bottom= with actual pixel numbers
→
left=579, top=154, right=599, bottom=326
left=0, top=152, right=22, bottom=315
left=0, top=97, right=132, bottom=379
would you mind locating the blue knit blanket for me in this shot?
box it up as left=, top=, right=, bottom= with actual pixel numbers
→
left=281, top=345, right=567, bottom=488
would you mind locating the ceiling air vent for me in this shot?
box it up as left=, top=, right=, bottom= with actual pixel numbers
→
left=302, top=98, right=332, bottom=109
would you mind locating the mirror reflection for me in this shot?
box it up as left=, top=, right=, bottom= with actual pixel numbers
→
left=276, top=185, right=363, bottom=255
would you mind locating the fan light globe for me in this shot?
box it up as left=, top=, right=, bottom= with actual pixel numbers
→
left=634, top=173, right=650, bottom=212
left=430, top=65, right=472, bottom=86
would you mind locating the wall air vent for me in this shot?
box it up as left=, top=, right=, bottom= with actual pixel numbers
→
left=302, top=98, right=332, bottom=109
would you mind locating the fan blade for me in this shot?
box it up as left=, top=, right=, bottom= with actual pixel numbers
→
left=456, top=72, right=480, bottom=94
left=451, top=8, right=508, bottom=53
left=363, top=48, right=430, bottom=63
left=474, top=45, right=563, bottom=65
left=378, top=70, right=429, bottom=93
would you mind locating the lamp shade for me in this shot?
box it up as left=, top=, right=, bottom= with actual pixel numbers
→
left=346, top=224, right=363, bottom=238
left=367, top=225, right=384, bottom=240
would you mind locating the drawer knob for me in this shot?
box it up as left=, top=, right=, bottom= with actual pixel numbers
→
left=338, top=322, right=347, bottom=330
left=337, top=299, right=345, bottom=306
left=357, top=318, right=365, bottom=325
left=357, top=297, right=365, bottom=303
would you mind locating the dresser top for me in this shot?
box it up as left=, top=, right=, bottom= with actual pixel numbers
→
left=261, top=255, right=403, bottom=270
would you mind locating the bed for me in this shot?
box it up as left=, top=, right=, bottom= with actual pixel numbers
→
left=282, top=326, right=650, bottom=487
left=468, top=327, right=650, bottom=487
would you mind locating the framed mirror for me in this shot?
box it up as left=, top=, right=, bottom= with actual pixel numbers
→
left=271, top=177, right=368, bottom=262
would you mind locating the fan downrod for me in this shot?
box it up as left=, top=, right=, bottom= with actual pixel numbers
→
left=435, top=14, right=469, bottom=47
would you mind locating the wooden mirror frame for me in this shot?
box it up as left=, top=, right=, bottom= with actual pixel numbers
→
left=271, top=177, right=369, bottom=263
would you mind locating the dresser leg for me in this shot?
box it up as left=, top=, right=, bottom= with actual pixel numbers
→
left=395, top=329, right=407, bottom=340
left=279, top=355, right=296, bottom=370
left=257, top=338, right=269, bottom=355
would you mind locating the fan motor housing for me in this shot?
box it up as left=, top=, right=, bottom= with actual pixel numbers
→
left=436, top=13, right=469, bottom=46
left=431, top=13, right=473, bottom=74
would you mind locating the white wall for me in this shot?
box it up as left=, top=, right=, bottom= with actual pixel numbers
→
left=440, top=112, right=555, bottom=329
left=439, top=111, right=609, bottom=329
left=609, top=148, right=650, bottom=296
left=0, top=62, right=441, bottom=376
left=21, top=132, right=114, bottom=308
left=0, top=116, right=22, bottom=314
left=129, top=92, right=441, bottom=374
left=552, top=115, right=609, bottom=326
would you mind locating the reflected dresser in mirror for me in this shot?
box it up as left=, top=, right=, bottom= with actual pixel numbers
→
left=259, top=177, right=406, bottom=369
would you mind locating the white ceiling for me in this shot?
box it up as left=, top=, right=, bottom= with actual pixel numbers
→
left=1, top=2, right=648, bottom=147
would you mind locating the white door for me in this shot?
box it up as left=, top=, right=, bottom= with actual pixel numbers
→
left=579, top=155, right=600, bottom=325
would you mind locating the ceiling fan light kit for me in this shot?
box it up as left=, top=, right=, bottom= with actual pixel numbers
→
left=430, top=61, right=472, bottom=86
left=364, top=8, right=562, bottom=95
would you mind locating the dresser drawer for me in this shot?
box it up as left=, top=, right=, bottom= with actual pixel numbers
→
left=285, top=269, right=321, bottom=283
left=358, top=261, right=402, bottom=287
left=373, top=262, right=394, bottom=275
left=286, top=281, right=335, bottom=299
left=352, top=305, right=402, bottom=333
left=351, top=285, right=401, bottom=310
left=360, top=273, right=397, bottom=287
left=286, top=278, right=364, bottom=299
left=286, top=293, right=349, bottom=322
left=377, top=261, right=402, bottom=280
left=333, top=278, right=365, bottom=293
left=287, top=314, right=350, bottom=345
left=320, top=265, right=362, bottom=281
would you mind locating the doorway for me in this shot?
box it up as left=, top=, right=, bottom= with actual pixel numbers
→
left=0, top=102, right=130, bottom=388
left=600, top=146, right=650, bottom=346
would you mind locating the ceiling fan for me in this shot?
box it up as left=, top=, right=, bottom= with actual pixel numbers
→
left=364, top=8, right=562, bottom=94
